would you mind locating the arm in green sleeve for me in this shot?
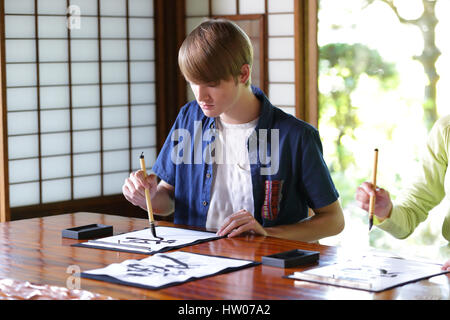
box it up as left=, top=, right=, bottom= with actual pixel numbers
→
left=376, top=116, right=449, bottom=239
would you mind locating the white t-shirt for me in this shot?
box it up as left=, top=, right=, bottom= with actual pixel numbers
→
left=206, top=117, right=259, bottom=230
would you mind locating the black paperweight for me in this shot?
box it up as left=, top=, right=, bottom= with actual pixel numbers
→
left=62, top=224, right=113, bottom=240
left=262, top=249, right=320, bottom=268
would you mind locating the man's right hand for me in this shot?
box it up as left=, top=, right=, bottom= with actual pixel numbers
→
left=355, top=181, right=393, bottom=221
left=122, top=170, right=158, bottom=210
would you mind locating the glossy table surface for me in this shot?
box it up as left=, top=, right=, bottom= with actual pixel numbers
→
left=0, top=212, right=448, bottom=300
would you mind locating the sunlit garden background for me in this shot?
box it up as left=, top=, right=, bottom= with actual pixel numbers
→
left=317, top=0, right=449, bottom=262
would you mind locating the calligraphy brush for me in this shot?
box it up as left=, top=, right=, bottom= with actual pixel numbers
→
left=368, top=148, right=379, bottom=231
left=139, top=152, right=157, bottom=238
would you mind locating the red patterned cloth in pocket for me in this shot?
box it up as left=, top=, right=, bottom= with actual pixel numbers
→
left=261, top=180, right=283, bottom=220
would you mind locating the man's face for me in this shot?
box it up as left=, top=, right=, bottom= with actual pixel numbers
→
left=188, top=77, right=242, bottom=118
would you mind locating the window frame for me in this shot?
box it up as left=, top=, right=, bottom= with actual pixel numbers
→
left=0, top=0, right=161, bottom=221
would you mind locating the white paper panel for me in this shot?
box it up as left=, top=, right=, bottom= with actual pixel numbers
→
left=103, top=106, right=128, bottom=128
left=7, top=111, right=37, bottom=135
left=101, top=18, right=127, bottom=38
left=131, top=147, right=156, bottom=170
left=7, top=87, right=38, bottom=111
left=5, top=0, right=34, bottom=14
left=40, top=109, right=70, bottom=133
left=72, top=108, right=100, bottom=130
left=268, top=37, right=294, bottom=59
left=269, top=61, right=295, bottom=82
left=74, top=175, right=101, bottom=199
left=268, top=14, right=294, bottom=36
left=129, top=0, right=154, bottom=17
left=38, top=0, right=67, bottom=14
left=42, top=179, right=71, bottom=203
left=130, top=62, right=154, bottom=82
left=39, top=63, right=69, bottom=86
left=211, top=0, right=236, bottom=15
left=131, top=105, right=155, bottom=126
left=100, top=0, right=125, bottom=15
left=41, top=155, right=71, bottom=179
left=46, top=68, right=72, bottom=91
left=239, top=0, right=265, bottom=14
left=39, top=40, right=68, bottom=62
left=268, top=0, right=294, bottom=13
left=103, top=128, right=129, bottom=150
left=70, top=40, right=99, bottom=61
left=6, top=63, right=37, bottom=87
left=129, top=40, right=154, bottom=60
left=73, top=153, right=101, bottom=176
left=279, top=106, right=296, bottom=117
left=130, top=83, right=155, bottom=104
left=69, top=0, right=98, bottom=15
left=6, top=40, right=36, bottom=63
left=72, top=85, right=100, bottom=107
left=129, top=18, right=154, bottom=38
left=102, top=84, right=128, bottom=105
left=268, top=83, right=295, bottom=106
left=73, top=130, right=101, bottom=153
left=9, top=182, right=40, bottom=207
left=186, top=0, right=209, bottom=16
left=103, top=150, right=129, bottom=172
left=186, top=17, right=207, bottom=35
left=131, top=126, right=156, bottom=148
left=38, top=16, right=67, bottom=38
left=40, top=86, right=70, bottom=109
left=5, top=16, right=35, bottom=38
left=71, top=62, right=99, bottom=84
left=9, top=158, right=40, bottom=183
left=41, top=132, right=71, bottom=156
left=70, top=17, right=98, bottom=38
left=101, top=40, right=127, bottom=61
left=8, top=135, right=39, bottom=159
left=102, top=62, right=128, bottom=83
left=103, top=171, right=128, bottom=195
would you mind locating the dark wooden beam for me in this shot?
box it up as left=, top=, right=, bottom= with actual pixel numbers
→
left=10, top=194, right=173, bottom=221
left=0, top=0, right=10, bottom=222
left=294, top=0, right=318, bottom=128
left=154, top=0, right=187, bottom=152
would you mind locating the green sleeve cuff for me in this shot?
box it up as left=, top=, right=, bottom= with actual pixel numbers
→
left=373, top=215, right=385, bottom=226
left=373, top=206, right=411, bottom=239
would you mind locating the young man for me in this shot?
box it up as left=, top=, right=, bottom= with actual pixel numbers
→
left=122, top=19, right=344, bottom=242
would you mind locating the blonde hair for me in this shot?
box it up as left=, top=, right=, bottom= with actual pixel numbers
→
left=178, top=19, right=253, bottom=86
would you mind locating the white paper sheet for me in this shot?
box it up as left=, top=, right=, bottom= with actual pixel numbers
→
left=81, top=251, right=256, bottom=289
left=287, top=254, right=449, bottom=292
left=77, top=226, right=221, bottom=254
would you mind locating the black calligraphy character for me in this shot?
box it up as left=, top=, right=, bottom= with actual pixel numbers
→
left=123, top=237, right=177, bottom=245
left=125, top=255, right=204, bottom=277
left=126, top=263, right=176, bottom=277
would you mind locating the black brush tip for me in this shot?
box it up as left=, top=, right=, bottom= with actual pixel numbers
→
left=150, top=223, right=157, bottom=237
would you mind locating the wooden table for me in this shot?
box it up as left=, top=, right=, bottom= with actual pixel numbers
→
left=0, top=212, right=448, bottom=300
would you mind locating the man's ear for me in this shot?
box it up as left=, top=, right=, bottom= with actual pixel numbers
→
left=239, top=64, right=251, bottom=84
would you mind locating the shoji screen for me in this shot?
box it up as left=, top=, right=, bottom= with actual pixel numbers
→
left=185, top=0, right=296, bottom=116
left=4, top=0, right=156, bottom=209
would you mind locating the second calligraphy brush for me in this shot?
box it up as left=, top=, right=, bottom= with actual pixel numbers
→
left=368, top=148, right=379, bottom=231
left=139, top=152, right=157, bottom=238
